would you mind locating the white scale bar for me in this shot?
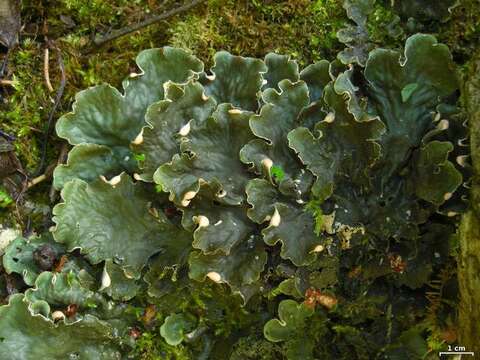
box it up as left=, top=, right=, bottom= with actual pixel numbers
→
left=439, top=352, right=474, bottom=356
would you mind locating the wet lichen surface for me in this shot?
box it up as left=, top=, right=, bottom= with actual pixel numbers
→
left=0, top=1, right=479, bottom=359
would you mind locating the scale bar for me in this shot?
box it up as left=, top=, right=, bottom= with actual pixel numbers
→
left=439, top=352, right=474, bottom=356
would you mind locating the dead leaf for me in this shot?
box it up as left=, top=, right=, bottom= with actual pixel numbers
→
left=142, top=304, right=157, bottom=325
left=65, top=304, right=78, bottom=318
left=53, top=255, right=68, bottom=273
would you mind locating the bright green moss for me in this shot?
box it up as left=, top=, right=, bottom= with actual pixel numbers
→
left=0, top=186, right=13, bottom=208
left=169, top=0, right=345, bottom=66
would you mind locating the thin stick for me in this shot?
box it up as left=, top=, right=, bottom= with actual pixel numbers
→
left=0, top=79, right=14, bottom=86
left=27, top=160, right=57, bottom=189
left=44, top=48, right=54, bottom=92
left=27, top=174, right=47, bottom=188
left=33, top=45, right=67, bottom=177
left=91, top=0, right=206, bottom=49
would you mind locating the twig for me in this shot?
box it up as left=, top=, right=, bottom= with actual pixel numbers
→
left=0, top=79, right=14, bottom=86
left=43, top=47, right=54, bottom=92
left=90, top=0, right=206, bottom=49
left=33, top=44, right=66, bottom=177
left=27, top=174, right=47, bottom=188
left=26, top=126, right=42, bottom=133
left=27, top=159, right=57, bottom=189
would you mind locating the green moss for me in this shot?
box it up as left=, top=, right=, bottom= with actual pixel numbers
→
left=169, top=0, right=345, bottom=66
left=2, top=37, right=46, bottom=170
left=230, top=334, right=285, bottom=360
left=130, top=331, right=193, bottom=360
left=437, top=0, right=480, bottom=63
left=367, top=3, right=405, bottom=49
left=0, top=186, right=13, bottom=208
left=168, top=14, right=227, bottom=63
left=0, top=186, right=16, bottom=226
